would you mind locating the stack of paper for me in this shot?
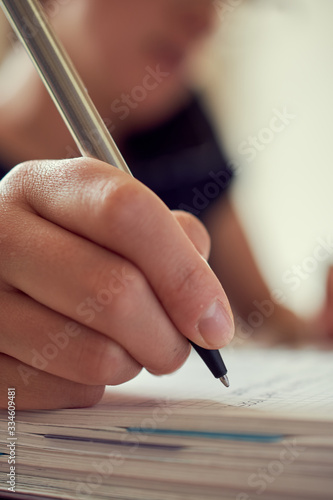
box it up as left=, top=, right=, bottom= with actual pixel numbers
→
left=1, top=346, right=333, bottom=499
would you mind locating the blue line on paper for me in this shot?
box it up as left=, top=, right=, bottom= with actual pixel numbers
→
left=126, top=428, right=284, bottom=443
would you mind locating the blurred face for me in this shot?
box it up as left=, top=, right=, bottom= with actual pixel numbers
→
left=51, top=0, right=215, bottom=132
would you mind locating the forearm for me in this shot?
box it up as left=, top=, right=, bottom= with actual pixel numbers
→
left=203, top=195, right=307, bottom=342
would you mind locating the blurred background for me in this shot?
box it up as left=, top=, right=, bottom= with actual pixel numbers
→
left=1, top=0, right=333, bottom=316
left=190, top=0, right=333, bottom=317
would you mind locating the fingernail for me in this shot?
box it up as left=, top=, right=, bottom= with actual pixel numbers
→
left=197, top=300, right=234, bottom=347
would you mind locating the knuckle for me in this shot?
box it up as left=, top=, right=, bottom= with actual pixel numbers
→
left=90, top=260, right=134, bottom=298
left=74, top=336, right=112, bottom=385
left=173, top=209, right=202, bottom=228
left=171, top=263, right=206, bottom=304
left=83, top=260, right=143, bottom=321
left=74, top=335, right=140, bottom=386
left=88, top=264, right=145, bottom=323
left=173, top=210, right=211, bottom=257
left=109, top=270, right=145, bottom=318
left=96, top=176, right=149, bottom=232
left=109, top=361, right=142, bottom=386
left=68, top=385, right=105, bottom=409
left=149, top=342, right=191, bottom=376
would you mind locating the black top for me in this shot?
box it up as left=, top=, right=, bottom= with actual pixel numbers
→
left=0, top=95, right=233, bottom=219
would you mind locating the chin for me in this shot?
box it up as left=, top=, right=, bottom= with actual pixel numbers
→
left=125, top=78, right=189, bottom=133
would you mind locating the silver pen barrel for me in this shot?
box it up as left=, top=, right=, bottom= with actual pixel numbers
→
left=0, top=0, right=132, bottom=175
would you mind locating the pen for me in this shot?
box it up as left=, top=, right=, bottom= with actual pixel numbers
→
left=0, top=0, right=229, bottom=388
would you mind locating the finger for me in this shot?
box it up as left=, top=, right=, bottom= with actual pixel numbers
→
left=172, top=210, right=211, bottom=260
left=0, top=290, right=142, bottom=386
left=4, top=159, right=234, bottom=349
left=0, top=213, right=190, bottom=376
left=0, top=353, right=105, bottom=410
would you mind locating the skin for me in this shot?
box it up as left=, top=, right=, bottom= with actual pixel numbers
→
left=0, top=0, right=235, bottom=410
left=0, top=0, right=331, bottom=409
left=0, top=0, right=216, bottom=163
left=204, top=197, right=333, bottom=344
left=0, top=157, right=233, bottom=409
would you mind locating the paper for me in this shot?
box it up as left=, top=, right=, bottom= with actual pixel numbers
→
left=1, top=346, right=333, bottom=500
left=104, top=345, right=333, bottom=415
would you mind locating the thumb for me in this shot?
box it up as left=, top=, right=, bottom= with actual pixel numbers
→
left=172, top=210, right=211, bottom=260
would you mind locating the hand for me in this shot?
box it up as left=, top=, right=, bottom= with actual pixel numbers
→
left=0, top=158, right=234, bottom=410
left=249, top=267, right=333, bottom=346
left=313, top=266, right=333, bottom=341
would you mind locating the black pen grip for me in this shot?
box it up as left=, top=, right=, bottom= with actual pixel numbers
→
left=189, top=341, right=227, bottom=378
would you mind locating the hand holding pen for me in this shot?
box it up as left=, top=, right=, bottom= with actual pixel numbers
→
left=0, top=0, right=233, bottom=410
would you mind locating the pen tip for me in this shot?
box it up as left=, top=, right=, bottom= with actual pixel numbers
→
left=220, top=375, right=230, bottom=388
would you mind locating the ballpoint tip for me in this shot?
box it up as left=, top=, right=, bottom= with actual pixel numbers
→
left=220, top=375, right=230, bottom=388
